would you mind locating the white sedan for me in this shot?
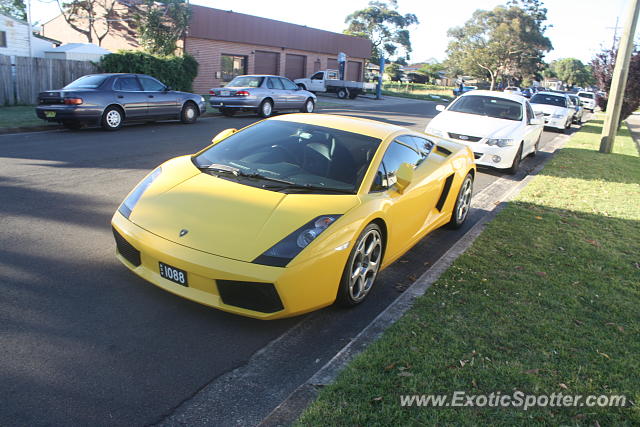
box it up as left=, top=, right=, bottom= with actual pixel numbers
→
left=529, top=92, right=575, bottom=133
left=426, top=90, right=544, bottom=173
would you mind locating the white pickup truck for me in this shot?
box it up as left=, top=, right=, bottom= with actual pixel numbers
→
left=294, top=70, right=376, bottom=99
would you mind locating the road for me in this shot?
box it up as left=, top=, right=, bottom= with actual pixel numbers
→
left=0, top=96, right=580, bottom=426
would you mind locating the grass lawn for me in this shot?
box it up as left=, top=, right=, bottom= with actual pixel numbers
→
left=296, top=116, right=640, bottom=425
left=0, top=105, right=55, bottom=129
left=382, top=89, right=453, bottom=102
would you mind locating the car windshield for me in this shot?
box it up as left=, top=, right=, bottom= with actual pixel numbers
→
left=530, top=94, right=567, bottom=107
left=193, top=120, right=382, bottom=194
left=226, top=76, right=264, bottom=88
left=64, top=75, right=108, bottom=89
left=578, top=92, right=594, bottom=99
left=448, top=95, right=523, bottom=121
left=569, top=96, right=580, bottom=105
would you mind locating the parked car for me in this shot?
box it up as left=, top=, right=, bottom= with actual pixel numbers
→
left=112, top=114, right=476, bottom=319
left=209, top=75, right=316, bottom=118
left=521, top=88, right=533, bottom=98
left=503, top=86, right=523, bottom=96
left=294, top=69, right=376, bottom=99
left=529, top=91, right=575, bottom=133
left=568, top=94, right=584, bottom=124
left=576, top=90, right=597, bottom=111
left=426, top=90, right=544, bottom=174
left=36, top=73, right=206, bottom=131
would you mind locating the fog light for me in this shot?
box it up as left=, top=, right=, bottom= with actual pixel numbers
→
left=492, top=155, right=501, bottom=163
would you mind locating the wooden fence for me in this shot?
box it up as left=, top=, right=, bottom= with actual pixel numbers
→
left=0, top=54, right=99, bottom=105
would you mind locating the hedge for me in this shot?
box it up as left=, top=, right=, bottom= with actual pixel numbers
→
left=99, top=51, right=199, bottom=92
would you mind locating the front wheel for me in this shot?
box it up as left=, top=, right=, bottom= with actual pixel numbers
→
left=180, top=102, right=198, bottom=124
left=300, top=98, right=315, bottom=113
left=101, top=106, right=123, bottom=131
left=447, top=173, right=474, bottom=229
left=258, top=99, right=273, bottom=118
left=506, top=143, right=523, bottom=174
left=336, top=223, right=384, bottom=307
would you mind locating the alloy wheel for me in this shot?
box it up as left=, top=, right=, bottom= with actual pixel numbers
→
left=106, top=110, right=121, bottom=128
left=348, top=229, right=382, bottom=302
left=456, top=177, right=473, bottom=223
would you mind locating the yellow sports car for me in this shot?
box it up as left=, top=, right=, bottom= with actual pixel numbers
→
left=112, top=114, right=476, bottom=319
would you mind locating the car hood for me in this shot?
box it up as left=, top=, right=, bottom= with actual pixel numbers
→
left=129, top=161, right=359, bottom=262
left=428, top=110, right=522, bottom=139
left=531, top=104, right=569, bottom=115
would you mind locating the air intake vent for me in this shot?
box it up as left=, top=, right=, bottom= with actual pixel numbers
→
left=113, top=228, right=141, bottom=267
left=435, top=174, right=455, bottom=211
left=217, top=280, right=284, bottom=313
left=436, top=146, right=452, bottom=156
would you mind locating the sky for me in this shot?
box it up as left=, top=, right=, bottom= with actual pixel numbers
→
left=30, top=0, right=637, bottom=64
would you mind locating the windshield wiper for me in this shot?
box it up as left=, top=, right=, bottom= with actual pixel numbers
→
left=203, top=163, right=241, bottom=175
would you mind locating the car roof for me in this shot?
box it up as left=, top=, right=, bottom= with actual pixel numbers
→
left=460, top=89, right=525, bottom=103
left=534, top=91, right=569, bottom=97
left=232, top=74, right=288, bottom=78
left=270, top=113, right=408, bottom=140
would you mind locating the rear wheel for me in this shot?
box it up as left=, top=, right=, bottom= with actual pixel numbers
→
left=336, top=88, right=349, bottom=99
left=101, top=106, right=123, bottom=131
left=447, top=173, right=474, bottom=229
left=258, top=99, right=273, bottom=118
left=180, top=102, right=198, bottom=124
left=336, top=223, right=384, bottom=307
left=300, top=98, right=315, bottom=113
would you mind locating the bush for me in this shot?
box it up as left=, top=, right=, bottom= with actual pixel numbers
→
left=99, top=51, right=199, bottom=92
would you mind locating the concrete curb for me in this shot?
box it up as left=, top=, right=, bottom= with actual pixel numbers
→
left=259, top=131, right=571, bottom=427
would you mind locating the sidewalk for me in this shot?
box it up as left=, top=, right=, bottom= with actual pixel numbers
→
left=625, top=112, right=640, bottom=154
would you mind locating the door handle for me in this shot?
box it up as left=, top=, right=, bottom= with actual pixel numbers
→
left=117, top=95, right=124, bottom=99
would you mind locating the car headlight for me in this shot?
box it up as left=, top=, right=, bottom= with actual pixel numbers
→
left=426, top=128, right=445, bottom=138
left=486, top=138, right=513, bottom=147
left=200, top=96, right=205, bottom=102
left=118, top=167, right=162, bottom=219
left=253, top=215, right=341, bottom=267
left=552, top=113, right=565, bottom=118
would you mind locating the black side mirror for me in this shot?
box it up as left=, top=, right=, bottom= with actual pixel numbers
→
left=164, top=86, right=171, bottom=92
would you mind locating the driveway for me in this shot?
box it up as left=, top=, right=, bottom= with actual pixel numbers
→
left=0, top=97, right=578, bottom=426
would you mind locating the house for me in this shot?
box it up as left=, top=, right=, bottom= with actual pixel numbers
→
left=41, top=4, right=372, bottom=94
left=0, top=12, right=60, bottom=57
left=44, top=43, right=111, bottom=61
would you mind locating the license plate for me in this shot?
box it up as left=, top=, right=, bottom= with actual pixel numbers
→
left=45, top=111, right=56, bottom=118
left=159, top=262, right=188, bottom=286
left=221, top=90, right=230, bottom=96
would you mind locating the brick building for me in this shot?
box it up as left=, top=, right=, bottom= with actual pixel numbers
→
left=41, top=4, right=372, bottom=94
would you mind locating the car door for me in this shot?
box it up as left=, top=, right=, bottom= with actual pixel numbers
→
left=138, top=75, right=178, bottom=118
left=112, top=76, right=147, bottom=118
left=280, top=77, right=306, bottom=108
left=309, top=72, right=325, bottom=92
left=266, top=77, right=287, bottom=109
left=522, top=101, right=541, bottom=154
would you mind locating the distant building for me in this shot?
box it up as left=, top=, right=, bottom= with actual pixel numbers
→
left=0, top=12, right=60, bottom=58
left=41, top=4, right=372, bottom=93
left=44, top=43, right=111, bottom=61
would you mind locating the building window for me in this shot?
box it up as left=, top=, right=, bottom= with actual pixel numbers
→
left=221, top=54, right=247, bottom=82
left=0, top=31, right=7, bottom=48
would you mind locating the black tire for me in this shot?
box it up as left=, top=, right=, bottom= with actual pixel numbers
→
left=62, top=121, right=82, bottom=130
left=258, top=99, right=273, bottom=118
left=447, top=173, right=474, bottom=229
left=220, top=108, right=236, bottom=117
left=530, top=134, right=541, bottom=157
left=336, top=88, right=349, bottom=99
left=300, top=98, right=315, bottom=113
left=101, top=106, right=124, bottom=131
left=336, top=223, right=384, bottom=307
left=348, top=91, right=359, bottom=99
left=506, top=143, right=523, bottom=174
left=180, top=102, right=198, bottom=124
left=563, top=119, right=571, bottom=134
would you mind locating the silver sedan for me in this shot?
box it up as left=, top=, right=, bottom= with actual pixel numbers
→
left=209, top=75, right=316, bottom=118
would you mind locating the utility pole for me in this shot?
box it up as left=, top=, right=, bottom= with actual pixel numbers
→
left=599, top=0, right=640, bottom=153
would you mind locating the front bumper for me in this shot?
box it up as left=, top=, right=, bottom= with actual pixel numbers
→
left=35, top=105, right=102, bottom=123
left=209, top=96, right=261, bottom=109
left=543, top=116, right=567, bottom=130
left=111, top=211, right=347, bottom=319
left=469, top=143, right=521, bottom=169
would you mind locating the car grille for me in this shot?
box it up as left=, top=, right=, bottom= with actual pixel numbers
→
left=112, top=228, right=141, bottom=267
left=217, top=280, right=284, bottom=313
left=448, top=132, right=482, bottom=142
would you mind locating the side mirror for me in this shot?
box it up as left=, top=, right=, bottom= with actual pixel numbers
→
left=394, top=162, right=414, bottom=193
left=435, top=104, right=446, bottom=112
left=164, top=86, right=171, bottom=92
left=530, top=118, right=544, bottom=126
left=211, top=128, right=237, bottom=144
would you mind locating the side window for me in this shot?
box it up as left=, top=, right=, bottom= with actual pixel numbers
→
left=525, top=102, right=534, bottom=123
left=396, top=135, right=434, bottom=164
left=311, top=72, right=323, bottom=80
left=114, top=77, right=142, bottom=91
left=370, top=141, right=422, bottom=192
left=139, top=76, right=166, bottom=91
left=268, top=77, right=284, bottom=90
left=280, top=78, right=298, bottom=90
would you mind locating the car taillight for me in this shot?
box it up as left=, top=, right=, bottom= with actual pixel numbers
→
left=64, top=98, right=83, bottom=105
left=209, top=89, right=215, bottom=95
left=235, top=91, right=250, bottom=96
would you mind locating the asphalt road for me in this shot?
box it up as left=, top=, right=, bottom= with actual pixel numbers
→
left=0, top=97, right=582, bottom=426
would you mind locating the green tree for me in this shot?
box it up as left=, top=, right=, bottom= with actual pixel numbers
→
left=446, top=4, right=552, bottom=90
left=56, top=0, right=118, bottom=46
left=344, top=0, right=418, bottom=63
left=134, top=0, right=190, bottom=56
left=418, top=62, right=445, bottom=83
left=552, top=58, right=594, bottom=87
left=385, top=62, right=404, bottom=81
left=0, top=0, right=26, bottom=20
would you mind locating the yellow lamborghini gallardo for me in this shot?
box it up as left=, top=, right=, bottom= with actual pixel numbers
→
left=112, top=114, right=476, bottom=319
